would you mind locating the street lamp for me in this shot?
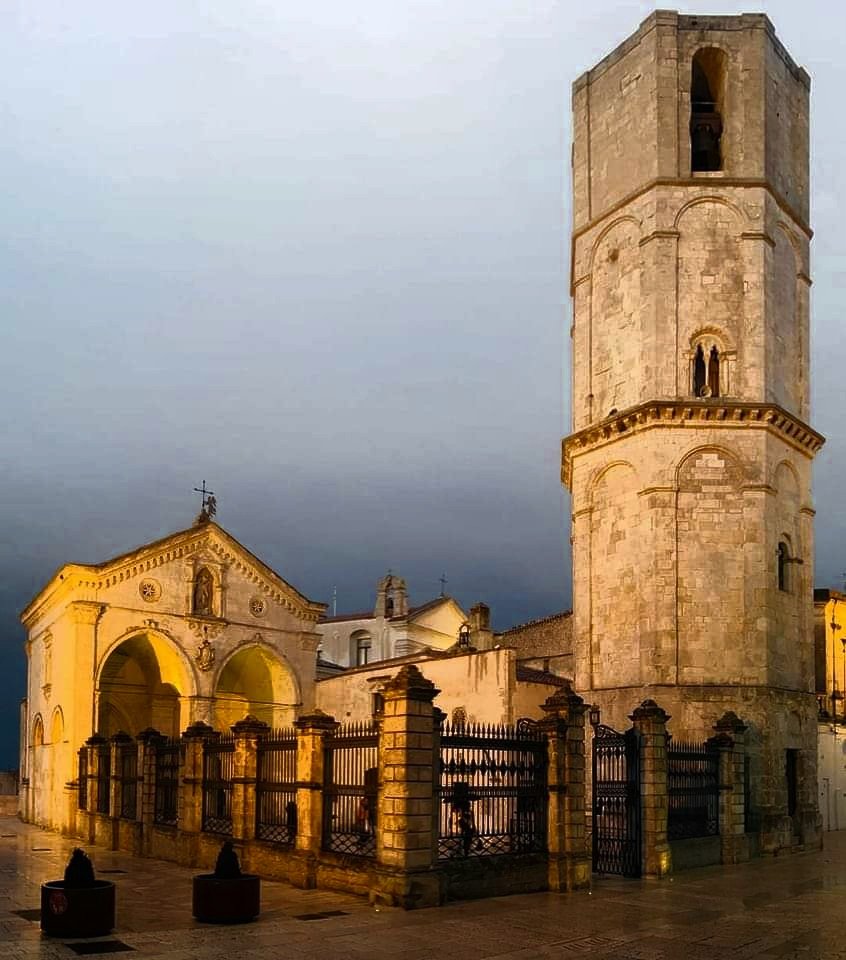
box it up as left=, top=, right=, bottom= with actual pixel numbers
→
left=588, top=704, right=601, bottom=729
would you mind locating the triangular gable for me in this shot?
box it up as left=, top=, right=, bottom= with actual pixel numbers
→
left=21, top=522, right=326, bottom=627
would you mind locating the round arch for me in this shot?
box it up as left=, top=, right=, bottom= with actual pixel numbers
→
left=96, top=630, right=195, bottom=739
left=213, top=643, right=300, bottom=731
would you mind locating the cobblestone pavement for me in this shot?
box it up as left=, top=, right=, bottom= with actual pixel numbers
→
left=3, top=818, right=846, bottom=960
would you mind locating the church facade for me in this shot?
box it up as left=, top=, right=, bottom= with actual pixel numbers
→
left=19, top=519, right=326, bottom=829
left=565, top=11, right=823, bottom=852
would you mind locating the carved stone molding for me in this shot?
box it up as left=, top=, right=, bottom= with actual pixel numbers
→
left=194, top=640, right=216, bottom=672
left=562, top=399, right=825, bottom=486
left=187, top=619, right=227, bottom=642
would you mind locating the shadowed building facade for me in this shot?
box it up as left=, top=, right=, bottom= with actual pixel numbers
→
left=564, top=11, right=823, bottom=852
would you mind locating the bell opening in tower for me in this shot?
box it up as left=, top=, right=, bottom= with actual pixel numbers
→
left=690, top=48, right=725, bottom=172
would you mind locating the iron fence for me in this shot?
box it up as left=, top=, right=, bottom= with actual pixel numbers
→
left=96, top=742, right=110, bottom=815
left=256, top=729, right=298, bottom=845
left=118, top=742, right=138, bottom=820
left=202, top=735, right=235, bottom=835
left=667, top=738, right=719, bottom=841
left=438, top=719, right=548, bottom=860
left=78, top=749, right=88, bottom=811
left=154, top=739, right=180, bottom=826
left=592, top=724, right=641, bottom=877
left=322, top=722, right=379, bottom=857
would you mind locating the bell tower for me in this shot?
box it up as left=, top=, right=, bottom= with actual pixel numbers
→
left=564, top=11, right=823, bottom=850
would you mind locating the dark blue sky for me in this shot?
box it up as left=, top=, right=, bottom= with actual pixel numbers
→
left=2, top=1, right=846, bottom=769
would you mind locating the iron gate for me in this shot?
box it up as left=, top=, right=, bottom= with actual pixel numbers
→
left=592, top=724, right=641, bottom=877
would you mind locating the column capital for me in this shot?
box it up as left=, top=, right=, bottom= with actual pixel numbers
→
left=294, top=709, right=339, bottom=733
left=181, top=720, right=217, bottom=741
left=135, top=727, right=165, bottom=744
left=630, top=698, right=670, bottom=726
left=231, top=714, right=270, bottom=737
left=70, top=601, right=106, bottom=626
left=714, top=710, right=748, bottom=737
left=382, top=664, right=439, bottom=702
left=540, top=683, right=586, bottom=724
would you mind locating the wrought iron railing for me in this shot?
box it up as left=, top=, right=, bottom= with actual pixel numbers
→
left=592, top=724, right=641, bottom=877
left=96, top=742, right=110, bottom=815
left=202, top=735, right=235, bottom=835
left=118, top=742, right=138, bottom=820
left=154, top=739, right=180, bottom=826
left=256, top=729, right=298, bottom=845
left=78, top=748, right=88, bottom=811
left=322, top=722, right=378, bottom=858
left=437, top=719, right=547, bottom=860
left=667, top=738, right=719, bottom=841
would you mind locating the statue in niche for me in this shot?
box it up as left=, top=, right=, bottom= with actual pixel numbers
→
left=193, top=568, right=214, bottom=616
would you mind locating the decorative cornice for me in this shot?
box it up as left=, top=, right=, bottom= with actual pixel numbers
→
left=740, top=231, right=775, bottom=247
left=638, top=229, right=680, bottom=247
left=562, top=400, right=825, bottom=486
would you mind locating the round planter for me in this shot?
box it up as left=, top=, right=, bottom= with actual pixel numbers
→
left=40, top=880, right=116, bottom=939
left=192, top=874, right=261, bottom=924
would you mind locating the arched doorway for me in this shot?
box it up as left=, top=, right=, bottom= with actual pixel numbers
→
left=97, top=632, right=193, bottom=739
left=214, top=645, right=299, bottom=730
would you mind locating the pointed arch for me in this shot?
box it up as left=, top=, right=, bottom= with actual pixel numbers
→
left=49, top=706, right=64, bottom=745
left=32, top=714, right=44, bottom=747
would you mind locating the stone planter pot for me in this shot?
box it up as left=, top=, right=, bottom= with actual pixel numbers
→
left=192, top=874, right=260, bottom=924
left=40, top=880, right=116, bottom=938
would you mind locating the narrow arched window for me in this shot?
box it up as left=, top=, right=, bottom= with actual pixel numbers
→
left=708, top=346, right=720, bottom=398
left=777, top=542, right=789, bottom=592
left=693, top=344, right=707, bottom=396
left=690, top=49, right=725, bottom=172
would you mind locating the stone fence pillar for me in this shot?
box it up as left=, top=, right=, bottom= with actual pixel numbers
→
left=231, top=715, right=269, bottom=843
left=712, top=711, right=750, bottom=864
left=294, top=710, right=339, bottom=875
left=630, top=699, right=672, bottom=878
left=374, top=664, right=440, bottom=908
left=539, top=684, right=591, bottom=891
left=136, top=728, right=164, bottom=855
left=84, top=734, right=107, bottom=845
left=178, top=721, right=217, bottom=866
left=110, top=731, right=132, bottom=820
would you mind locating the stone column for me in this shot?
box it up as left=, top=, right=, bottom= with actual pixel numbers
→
left=539, top=684, right=591, bottom=891
left=293, top=710, right=339, bottom=885
left=231, top=715, right=269, bottom=843
left=84, top=734, right=106, bottom=844
left=178, top=720, right=217, bottom=866
left=630, top=699, right=672, bottom=878
left=374, top=664, right=440, bottom=909
left=712, top=711, right=750, bottom=864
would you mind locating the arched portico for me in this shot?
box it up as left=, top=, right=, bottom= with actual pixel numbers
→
left=213, top=643, right=300, bottom=730
left=96, top=631, right=195, bottom=739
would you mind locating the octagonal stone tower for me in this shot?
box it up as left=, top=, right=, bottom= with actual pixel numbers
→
left=563, top=11, right=824, bottom=851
